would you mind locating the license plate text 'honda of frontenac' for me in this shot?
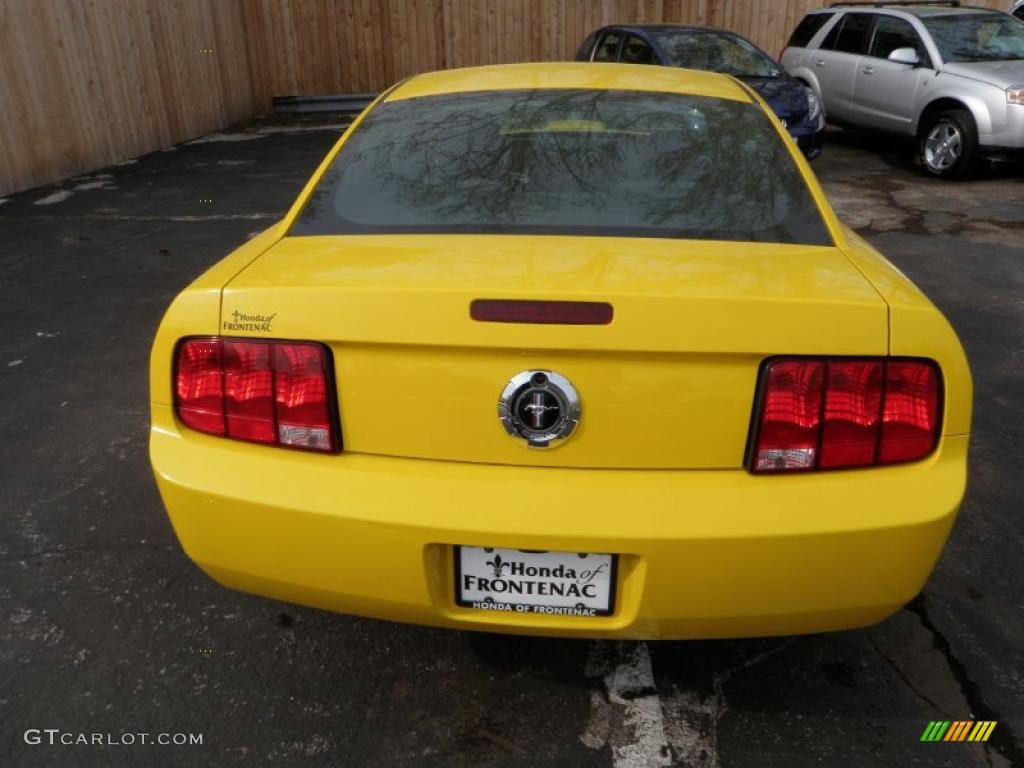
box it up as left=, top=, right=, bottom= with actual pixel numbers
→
left=150, top=63, right=971, bottom=639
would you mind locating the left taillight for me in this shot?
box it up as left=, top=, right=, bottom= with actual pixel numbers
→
left=174, top=336, right=340, bottom=453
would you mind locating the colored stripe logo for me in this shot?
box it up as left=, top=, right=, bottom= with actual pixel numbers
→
left=921, top=721, right=997, bottom=742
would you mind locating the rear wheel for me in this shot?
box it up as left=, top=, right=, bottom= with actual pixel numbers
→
left=920, top=109, right=979, bottom=179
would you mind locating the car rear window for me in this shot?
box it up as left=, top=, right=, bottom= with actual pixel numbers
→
left=291, top=89, right=832, bottom=246
left=788, top=13, right=834, bottom=48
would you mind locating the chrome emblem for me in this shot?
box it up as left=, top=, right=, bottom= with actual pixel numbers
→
left=498, top=370, right=580, bottom=448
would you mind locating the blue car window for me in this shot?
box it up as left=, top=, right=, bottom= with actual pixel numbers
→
left=621, top=35, right=656, bottom=65
left=653, top=31, right=780, bottom=77
left=593, top=32, right=622, bottom=62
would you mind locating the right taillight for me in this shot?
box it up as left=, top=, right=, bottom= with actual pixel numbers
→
left=749, top=357, right=941, bottom=473
left=175, top=336, right=340, bottom=453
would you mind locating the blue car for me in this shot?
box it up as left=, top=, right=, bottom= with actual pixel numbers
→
left=576, top=25, right=825, bottom=159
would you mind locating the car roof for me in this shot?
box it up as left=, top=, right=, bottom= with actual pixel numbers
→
left=813, top=4, right=999, bottom=17
left=384, top=63, right=754, bottom=104
left=599, top=23, right=739, bottom=34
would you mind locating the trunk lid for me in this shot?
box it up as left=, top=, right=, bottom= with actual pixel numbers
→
left=222, top=235, right=888, bottom=469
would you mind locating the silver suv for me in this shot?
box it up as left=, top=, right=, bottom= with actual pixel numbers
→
left=782, top=3, right=1024, bottom=177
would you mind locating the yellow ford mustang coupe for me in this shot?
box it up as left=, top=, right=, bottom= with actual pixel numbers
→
left=150, top=63, right=971, bottom=639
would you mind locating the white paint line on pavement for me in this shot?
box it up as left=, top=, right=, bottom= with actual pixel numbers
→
left=582, top=642, right=672, bottom=767
left=582, top=639, right=796, bottom=767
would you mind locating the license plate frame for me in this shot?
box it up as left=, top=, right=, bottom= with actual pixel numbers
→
left=454, top=546, right=617, bottom=617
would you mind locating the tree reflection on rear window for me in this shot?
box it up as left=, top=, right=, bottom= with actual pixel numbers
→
left=291, top=89, right=832, bottom=245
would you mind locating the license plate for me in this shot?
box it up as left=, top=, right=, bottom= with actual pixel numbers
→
left=455, top=547, right=616, bottom=617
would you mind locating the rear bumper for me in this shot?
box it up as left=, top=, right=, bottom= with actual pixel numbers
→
left=151, top=403, right=967, bottom=639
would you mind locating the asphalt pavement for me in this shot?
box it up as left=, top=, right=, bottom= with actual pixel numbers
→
left=1, top=120, right=1021, bottom=767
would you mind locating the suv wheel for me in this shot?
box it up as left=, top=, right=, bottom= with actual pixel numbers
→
left=920, top=109, right=978, bottom=179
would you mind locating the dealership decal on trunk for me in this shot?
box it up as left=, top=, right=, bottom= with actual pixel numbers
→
left=222, top=310, right=277, bottom=333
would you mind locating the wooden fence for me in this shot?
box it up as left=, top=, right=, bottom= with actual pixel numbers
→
left=245, top=0, right=1006, bottom=95
left=1, top=0, right=1009, bottom=195
left=0, top=0, right=263, bottom=196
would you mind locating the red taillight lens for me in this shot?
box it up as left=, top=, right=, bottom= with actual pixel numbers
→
left=753, top=360, right=823, bottom=471
left=819, top=360, right=883, bottom=469
left=175, top=338, right=225, bottom=435
left=224, top=341, right=275, bottom=444
left=879, top=361, right=940, bottom=464
left=174, top=337, right=338, bottom=452
left=750, top=358, right=941, bottom=473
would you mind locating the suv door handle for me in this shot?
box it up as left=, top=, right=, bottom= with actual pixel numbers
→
left=862, top=66, right=875, bottom=75
left=814, top=59, right=826, bottom=67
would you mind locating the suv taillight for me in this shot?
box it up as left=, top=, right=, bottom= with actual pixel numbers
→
left=749, top=358, right=941, bottom=473
left=175, top=337, right=339, bottom=452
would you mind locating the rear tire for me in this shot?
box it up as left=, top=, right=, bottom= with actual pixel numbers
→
left=919, top=109, right=979, bottom=179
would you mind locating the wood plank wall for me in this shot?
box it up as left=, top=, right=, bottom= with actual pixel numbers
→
left=245, top=0, right=1007, bottom=95
left=0, top=0, right=266, bottom=196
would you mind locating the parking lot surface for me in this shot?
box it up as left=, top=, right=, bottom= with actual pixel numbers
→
left=1, top=121, right=1021, bottom=767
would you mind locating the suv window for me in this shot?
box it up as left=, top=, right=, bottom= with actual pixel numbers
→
left=788, top=13, right=834, bottom=48
left=621, top=35, right=656, bottom=64
left=831, top=13, right=875, bottom=54
left=593, top=31, right=622, bottom=61
left=822, top=13, right=873, bottom=53
left=870, top=16, right=925, bottom=61
left=922, top=13, right=1024, bottom=63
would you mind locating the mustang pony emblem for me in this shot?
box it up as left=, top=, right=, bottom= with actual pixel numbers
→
left=523, top=392, right=559, bottom=429
left=498, top=370, right=581, bottom=448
